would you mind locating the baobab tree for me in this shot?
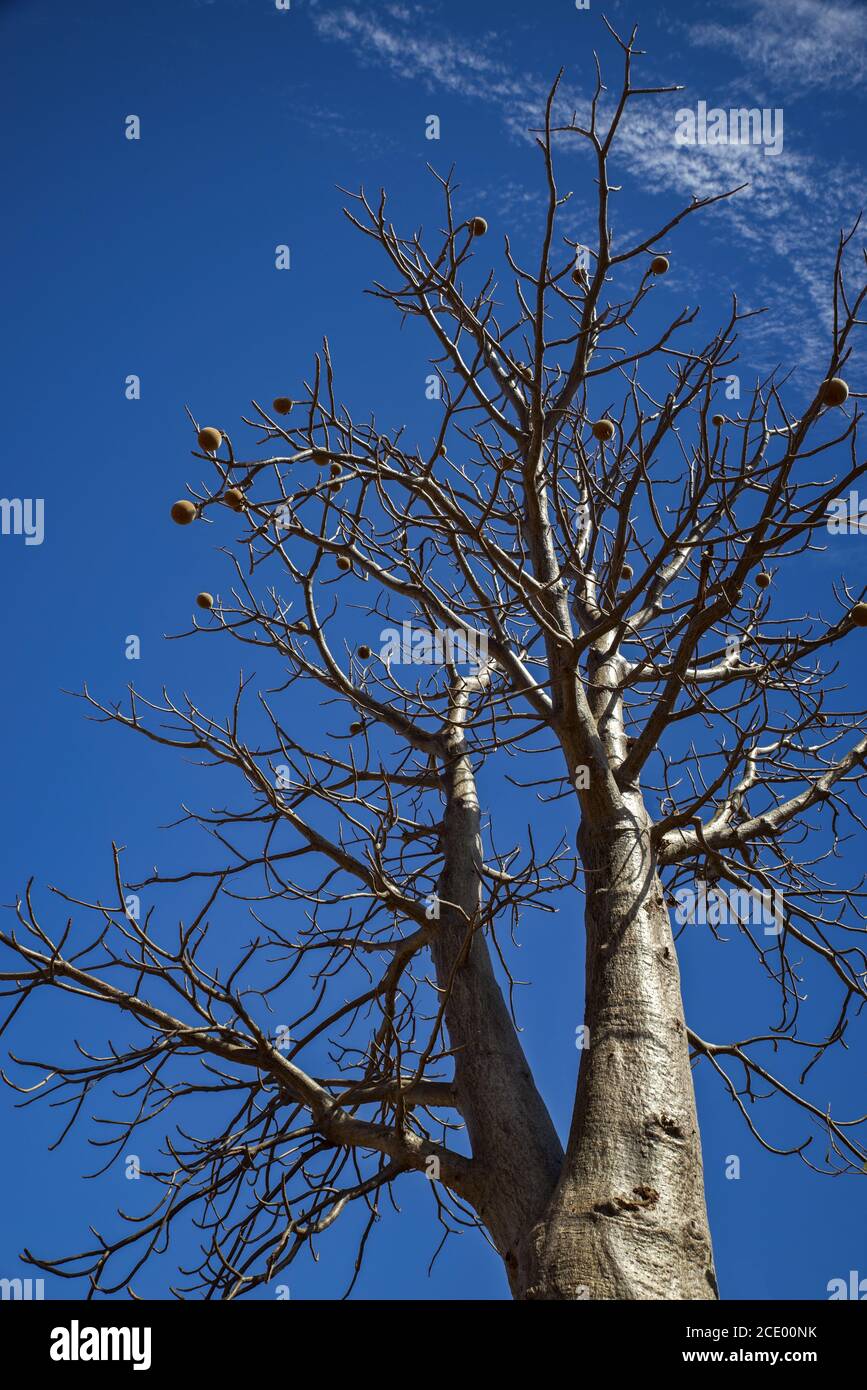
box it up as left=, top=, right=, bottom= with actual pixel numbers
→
left=3, top=27, right=867, bottom=1301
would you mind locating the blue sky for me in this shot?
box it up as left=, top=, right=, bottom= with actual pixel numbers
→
left=0, top=0, right=865, bottom=1300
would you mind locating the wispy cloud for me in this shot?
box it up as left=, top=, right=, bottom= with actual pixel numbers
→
left=613, top=104, right=856, bottom=302
left=309, top=2, right=530, bottom=103
left=308, top=2, right=865, bottom=376
left=686, top=0, right=867, bottom=97
left=287, top=101, right=396, bottom=157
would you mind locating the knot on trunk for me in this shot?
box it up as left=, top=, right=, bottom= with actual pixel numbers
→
left=592, top=1185, right=661, bottom=1217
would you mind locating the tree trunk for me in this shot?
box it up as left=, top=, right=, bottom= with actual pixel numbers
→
left=433, top=738, right=564, bottom=1265
left=513, top=792, right=718, bottom=1300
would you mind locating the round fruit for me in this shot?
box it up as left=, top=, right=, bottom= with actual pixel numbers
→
left=469, top=216, right=488, bottom=237
left=712, top=414, right=726, bottom=426
left=649, top=255, right=669, bottom=276
left=197, top=427, right=222, bottom=453
left=272, top=397, right=293, bottom=415
left=621, top=564, right=634, bottom=581
left=196, top=592, right=214, bottom=610
left=224, top=487, right=245, bottom=512
left=330, top=462, right=342, bottom=477
left=851, top=602, right=867, bottom=626
left=756, top=571, right=771, bottom=589
left=336, top=555, right=351, bottom=571
left=171, top=499, right=197, bottom=525
left=349, top=721, right=364, bottom=735
left=357, top=644, right=372, bottom=660
left=592, top=419, right=616, bottom=442
left=311, top=448, right=329, bottom=466
left=821, top=377, right=849, bottom=408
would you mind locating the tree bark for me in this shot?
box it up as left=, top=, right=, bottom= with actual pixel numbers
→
left=513, top=791, right=717, bottom=1299
left=433, top=735, right=564, bottom=1266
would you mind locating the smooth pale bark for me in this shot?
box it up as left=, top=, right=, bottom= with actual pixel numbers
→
left=433, top=740, right=564, bottom=1263
left=513, top=791, right=717, bottom=1300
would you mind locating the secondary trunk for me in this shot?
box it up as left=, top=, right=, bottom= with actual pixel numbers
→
left=514, top=792, right=717, bottom=1300
left=433, top=730, right=564, bottom=1265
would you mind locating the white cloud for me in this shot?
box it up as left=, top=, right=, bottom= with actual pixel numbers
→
left=687, top=0, right=867, bottom=96
left=310, top=4, right=530, bottom=103
left=307, top=3, right=866, bottom=375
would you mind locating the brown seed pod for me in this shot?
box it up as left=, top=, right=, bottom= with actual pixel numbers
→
left=311, top=448, right=329, bottom=466
left=330, top=462, right=342, bottom=477
left=357, top=644, right=372, bottom=660
left=821, top=377, right=849, bottom=408
left=851, top=602, right=867, bottom=627
left=621, top=564, right=634, bottom=581
left=755, top=571, right=771, bottom=589
left=349, top=721, right=364, bottom=735
left=592, top=419, right=616, bottom=442
left=224, top=487, right=245, bottom=512
left=272, top=397, right=293, bottom=415
left=196, top=592, right=214, bottom=610
left=649, top=255, right=670, bottom=276
left=814, top=786, right=831, bottom=801
left=197, top=427, right=222, bottom=453
left=712, top=414, right=726, bottom=427
left=336, top=555, right=351, bottom=571
left=171, top=499, right=197, bottom=526
left=469, top=216, right=488, bottom=237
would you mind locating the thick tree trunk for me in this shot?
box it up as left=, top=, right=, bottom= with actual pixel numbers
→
left=513, top=792, right=717, bottom=1300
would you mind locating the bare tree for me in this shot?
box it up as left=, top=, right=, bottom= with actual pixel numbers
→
left=3, top=26, right=867, bottom=1301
